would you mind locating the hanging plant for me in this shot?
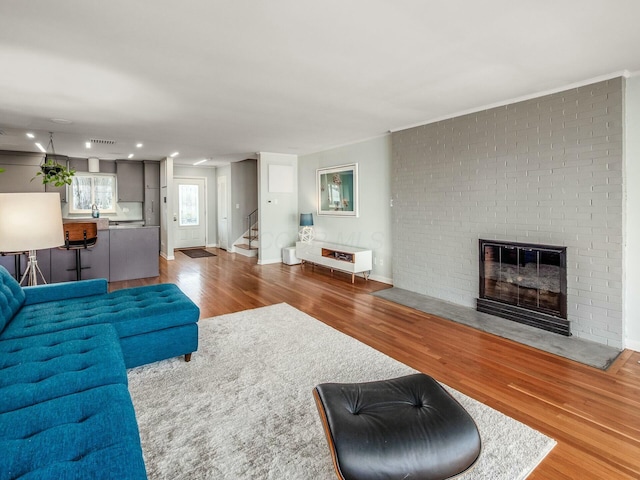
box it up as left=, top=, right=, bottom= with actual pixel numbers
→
left=35, top=155, right=75, bottom=186
left=31, top=132, right=76, bottom=186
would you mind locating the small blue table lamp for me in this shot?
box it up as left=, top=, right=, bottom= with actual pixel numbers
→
left=299, top=213, right=314, bottom=243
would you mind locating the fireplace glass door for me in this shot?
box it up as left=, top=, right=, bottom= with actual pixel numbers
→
left=480, top=240, right=566, bottom=318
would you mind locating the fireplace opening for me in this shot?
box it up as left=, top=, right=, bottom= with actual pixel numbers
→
left=477, top=239, right=569, bottom=335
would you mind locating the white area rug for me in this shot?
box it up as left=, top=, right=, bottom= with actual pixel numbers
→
left=127, top=303, right=556, bottom=479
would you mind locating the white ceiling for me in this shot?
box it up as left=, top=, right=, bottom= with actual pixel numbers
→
left=1, top=0, right=639, bottom=167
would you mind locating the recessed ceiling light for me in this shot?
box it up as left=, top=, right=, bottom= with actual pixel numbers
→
left=50, top=118, right=73, bottom=125
left=35, top=142, right=46, bottom=152
left=170, top=151, right=179, bottom=158
left=128, top=153, right=134, bottom=159
left=85, top=142, right=91, bottom=149
left=136, top=143, right=143, bottom=148
left=26, top=132, right=35, bottom=139
left=193, top=159, right=207, bottom=166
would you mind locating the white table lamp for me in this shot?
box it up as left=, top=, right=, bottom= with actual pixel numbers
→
left=0, top=192, right=64, bottom=285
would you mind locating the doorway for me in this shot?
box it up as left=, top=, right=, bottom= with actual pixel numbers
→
left=173, top=177, right=206, bottom=249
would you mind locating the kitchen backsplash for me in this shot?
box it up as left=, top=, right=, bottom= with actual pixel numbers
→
left=62, top=201, right=143, bottom=221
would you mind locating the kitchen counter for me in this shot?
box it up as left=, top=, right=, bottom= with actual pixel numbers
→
left=108, top=224, right=156, bottom=229
left=10, top=223, right=160, bottom=283
left=62, top=217, right=110, bottom=230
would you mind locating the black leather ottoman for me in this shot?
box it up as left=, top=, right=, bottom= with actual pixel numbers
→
left=313, top=373, right=481, bottom=480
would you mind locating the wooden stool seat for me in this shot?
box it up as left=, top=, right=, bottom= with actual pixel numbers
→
left=60, top=223, right=98, bottom=281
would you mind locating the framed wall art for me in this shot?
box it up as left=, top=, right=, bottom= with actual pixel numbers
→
left=317, top=163, right=358, bottom=217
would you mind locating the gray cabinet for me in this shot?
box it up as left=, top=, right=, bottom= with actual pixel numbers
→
left=45, top=182, right=67, bottom=202
left=144, top=188, right=160, bottom=226
left=143, top=161, right=160, bottom=226
left=116, top=161, right=144, bottom=202
left=0, top=165, right=43, bottom=193
left=50, top=231, right=110, bottom=282
left=109, top=227, right=159, bottom=282
left=144, top=161, right=160, bottom=189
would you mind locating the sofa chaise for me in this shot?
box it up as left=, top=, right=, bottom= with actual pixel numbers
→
left=0, top=266, right=200, bottom=479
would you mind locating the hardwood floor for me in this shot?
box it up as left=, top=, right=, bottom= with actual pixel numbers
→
left=110, top=248, right=640, bottom=479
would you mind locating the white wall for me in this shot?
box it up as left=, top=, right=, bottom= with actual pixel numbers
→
left=160, top=156, right=174, bottom=260
left=174, top=165, right=218, bottom=247
left=257, top=153, right=298, bottom=264
left=625, top=75, right=640, bottom=350
left=299, top=135, right=393, bottom=283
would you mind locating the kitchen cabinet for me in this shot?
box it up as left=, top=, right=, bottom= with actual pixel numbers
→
left=144, top=188, right=160, bottom=226
left=45, top=182, right=67, bottom=202
left=143, top=161, right=160, bottom=226
left=116, top=160, right=144, bottom=202
left=50, top=230, right=110, bottom=283
left=109, top=226, right=159, bottom=282
left=144, top=161, right=160, bottom=189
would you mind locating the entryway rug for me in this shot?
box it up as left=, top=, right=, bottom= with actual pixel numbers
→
left=127, top=303, right=556, bottom=479
left=179, top=248, right=216, bottom=258
left=372, top=287, right=622, bottom=370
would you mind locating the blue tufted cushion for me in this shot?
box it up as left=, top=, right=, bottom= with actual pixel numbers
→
left=2, top=283, right=200, bottom=341
left=0, top=324, right=127, bottom=414
left=0, top=384, right=147, bottom=480
left=23, top=278, right=108, bottom=305
left=0, top=266, right=26, bottom=335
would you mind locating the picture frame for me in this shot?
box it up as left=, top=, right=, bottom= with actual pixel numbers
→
left=317, top=163, right=358, bottom=217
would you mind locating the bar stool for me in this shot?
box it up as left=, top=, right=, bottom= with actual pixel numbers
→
left=60, top=223, right=98, bottom=281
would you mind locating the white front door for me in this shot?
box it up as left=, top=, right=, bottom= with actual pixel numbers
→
left=173, top=177, right=206, bottom=249
left=217, top=175, right=228, bottom=250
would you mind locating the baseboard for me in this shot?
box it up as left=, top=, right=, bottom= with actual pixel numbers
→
left=206, top=243, right=219, bottom=248
left=160, top=252, right=175, bottom=261
left=624, top=337, right=640, bottom=352
left=258, top=258, right=282, bottom=265
left=369, top=273, right=393, bottom=285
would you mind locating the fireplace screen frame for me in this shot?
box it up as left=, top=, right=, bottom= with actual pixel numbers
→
left=479, top=239, right=567, bottom=320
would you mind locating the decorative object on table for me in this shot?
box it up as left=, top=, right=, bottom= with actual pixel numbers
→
left=33, top=132, right=75, bottom=186
left=0, top=192, right=64, bottom=285
left=91, top=203, right=100, bottom=218
left=317, top=163, right=358, bottom=216
left=298, top=213, right=314, bottom=243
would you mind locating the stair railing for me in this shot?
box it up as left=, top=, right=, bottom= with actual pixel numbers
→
left=247, top=209, right=258, bottom=250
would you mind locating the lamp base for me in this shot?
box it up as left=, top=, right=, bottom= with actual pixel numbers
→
left=19, top=250, right=47, bottom=286
left=299, top=226, right=314, bottom=243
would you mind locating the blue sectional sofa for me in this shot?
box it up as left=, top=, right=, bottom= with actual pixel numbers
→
left=0, top=266, right=200, bottom=479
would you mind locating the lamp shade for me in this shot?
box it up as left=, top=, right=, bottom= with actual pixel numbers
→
left=299, top=213, right=314, bottom=227
left=0, top=193, right=64, bottom=252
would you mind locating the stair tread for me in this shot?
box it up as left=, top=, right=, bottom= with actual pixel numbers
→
left=235, top=243, right=258, bottom=250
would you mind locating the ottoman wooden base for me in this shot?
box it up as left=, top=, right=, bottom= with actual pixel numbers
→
left=313, top=373, right=481, bottom=480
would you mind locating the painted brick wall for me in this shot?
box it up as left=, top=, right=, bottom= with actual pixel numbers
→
left=391, top=78, right=624, bottom=347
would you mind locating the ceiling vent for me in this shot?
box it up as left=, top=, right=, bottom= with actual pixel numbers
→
left=89, top=138, right=116, bottom=145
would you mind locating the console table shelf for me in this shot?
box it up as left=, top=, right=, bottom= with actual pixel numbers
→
left=296, top=241, right=372, bottom=283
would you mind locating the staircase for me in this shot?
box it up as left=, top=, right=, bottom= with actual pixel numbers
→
left=233, top=209, right=258, bottom=257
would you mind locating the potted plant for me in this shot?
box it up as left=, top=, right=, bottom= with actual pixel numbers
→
left=34, top=155, right=75, bottom=186
left=31, top=133, right=76, bottom=186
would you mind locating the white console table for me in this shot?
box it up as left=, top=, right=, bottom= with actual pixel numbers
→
left=295, top=241, right=372, bottom=283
